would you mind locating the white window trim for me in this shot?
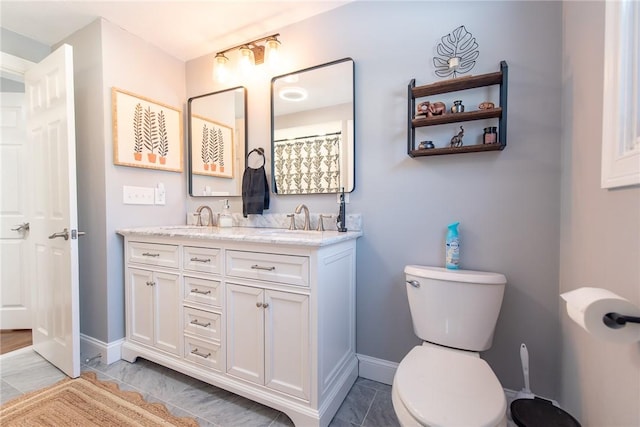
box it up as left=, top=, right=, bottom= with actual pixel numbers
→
left=601, top=0, right=639, bottom=189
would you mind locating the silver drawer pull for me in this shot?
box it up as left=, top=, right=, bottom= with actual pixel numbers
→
left=142, top=252, right=160, bottom=257
left=251, top=264, right=275, bottom=271
left=190, top=319, right=211, bottom=328
left=190, top=257, right=211, bottom=263
left=191, top=288, right=211, bottom=295
left=190, top=348, right=211, bottom=359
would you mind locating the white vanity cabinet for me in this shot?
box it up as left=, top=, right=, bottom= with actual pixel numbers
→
left=126, top=242, right=181, bottom=356
left=226, top=283, right=310, bottom=400
left=118, top=227, right=360, bottom=427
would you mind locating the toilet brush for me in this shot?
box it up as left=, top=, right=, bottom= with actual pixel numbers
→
left=514, top=343, right=560, bottom=406
left=515, top=343, right=535, bottom=400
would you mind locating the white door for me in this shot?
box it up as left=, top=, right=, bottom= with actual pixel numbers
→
left=0, top=92, right=31, bottom=329
left=25, top=44, right=80, bottom=378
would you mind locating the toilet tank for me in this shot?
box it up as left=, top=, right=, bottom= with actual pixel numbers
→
left=404, top=265, right=506, bottom=352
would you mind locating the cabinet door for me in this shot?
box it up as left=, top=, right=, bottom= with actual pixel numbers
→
left=154, top=271, right=181, bottom=355
left=264, top=290, right=310, bottom=400
left=129, top=268, right=155, bottom=346
left=226, top=283, right=264, bottom=384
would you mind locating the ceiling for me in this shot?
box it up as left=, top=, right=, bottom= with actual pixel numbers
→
left=0, top=1, right=352, bottom=61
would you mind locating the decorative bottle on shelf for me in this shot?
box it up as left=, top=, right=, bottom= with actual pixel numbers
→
left=445, top=222, right=460, bottom=270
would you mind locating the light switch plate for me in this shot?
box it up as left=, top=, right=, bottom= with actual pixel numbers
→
left=123, top=185, right=155, bottom=205
left=154, top=183, right=166, bottom=205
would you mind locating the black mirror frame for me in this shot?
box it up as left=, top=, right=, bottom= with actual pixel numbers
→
left=270, top=57, right=355, bottom=195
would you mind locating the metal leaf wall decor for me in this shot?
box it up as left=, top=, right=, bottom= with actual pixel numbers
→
left=433, top=25, right=479, bottom=78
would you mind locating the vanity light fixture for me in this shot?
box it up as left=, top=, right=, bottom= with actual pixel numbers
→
left=213, top=33, right=281, bottom=82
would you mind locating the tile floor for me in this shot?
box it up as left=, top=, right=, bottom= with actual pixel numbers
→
left=0, top=348, right=399, bottom=427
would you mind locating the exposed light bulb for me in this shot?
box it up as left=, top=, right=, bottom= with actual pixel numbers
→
left=214, top=53, right=229, bottom=83
left=239, top=46, right=254, bottom=76
left=266, top=37, right=281, bottom=67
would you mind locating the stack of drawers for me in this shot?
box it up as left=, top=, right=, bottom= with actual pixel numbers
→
left=182, top=245, right=225, bottom=371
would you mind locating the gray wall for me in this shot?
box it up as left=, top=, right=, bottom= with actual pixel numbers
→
left=187, top=1, right=564, bottom=398
left=61, top=18, right=187, bottom=344
left=560, top=2, right=640, bottom=425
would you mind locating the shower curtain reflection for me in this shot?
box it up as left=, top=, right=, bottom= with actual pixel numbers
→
left=273, top=132, right=341, bottom=194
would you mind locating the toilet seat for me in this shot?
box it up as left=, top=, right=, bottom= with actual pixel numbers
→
left=394, top=344, right=506, bottom=427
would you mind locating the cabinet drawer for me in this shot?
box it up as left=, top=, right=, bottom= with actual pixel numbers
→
left=183, top=246, right=221, bottom=274
left=183, top=307, right=221, bottom=340
left=184, top=335, right=223, bottom=371
left=226, top=250, right=309, bottom=287
left=128, top=241, right=179, bottom=269
left=184, top=276, right=222, bottom=308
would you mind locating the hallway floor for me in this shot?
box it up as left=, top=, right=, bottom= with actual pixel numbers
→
left=0, top=348, right=400, bottom=427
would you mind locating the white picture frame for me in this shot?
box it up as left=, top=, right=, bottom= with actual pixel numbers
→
left=601, top=0, right=639, bottom=189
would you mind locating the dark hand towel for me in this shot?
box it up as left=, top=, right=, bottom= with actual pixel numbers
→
left=242, top=165, right=270, bottom=217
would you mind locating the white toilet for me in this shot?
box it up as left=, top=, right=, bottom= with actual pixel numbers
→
left=392, top=265, right=508, bottom=427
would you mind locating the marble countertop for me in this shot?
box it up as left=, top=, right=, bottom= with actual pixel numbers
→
left=117, top=225, right=362, bottom=247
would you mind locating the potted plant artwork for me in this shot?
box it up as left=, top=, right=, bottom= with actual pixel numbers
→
left=157, top=110, right=169, bottom=165
left=143, top=106, right=158, bottom=163
left=132, top=104, right=143, bottom=161
left=190, top=114, right=234, bottom=178
left=112, top=88, right=182, bottom=172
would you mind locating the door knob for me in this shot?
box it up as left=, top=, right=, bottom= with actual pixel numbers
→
left=49, top=228, right=69, bottom=240
left=11, top=222, right=30, bottom=232
left=48, top=228, right=87, bottom=240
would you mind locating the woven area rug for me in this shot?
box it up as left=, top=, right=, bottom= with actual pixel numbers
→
left=0, top=371, right=198, bottom=426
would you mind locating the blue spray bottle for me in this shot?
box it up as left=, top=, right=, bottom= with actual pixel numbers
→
left=445, top=222, right=460, bottom=269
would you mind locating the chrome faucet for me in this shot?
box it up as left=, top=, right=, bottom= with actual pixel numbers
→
left=294, top=204, right=310, bottom=231
left=195, top=205, right=215, bottom=226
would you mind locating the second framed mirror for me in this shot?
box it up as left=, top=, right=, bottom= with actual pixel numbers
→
left=188, top=86, right=247, bottom=197
left=271, top=58, right=354, bottom=195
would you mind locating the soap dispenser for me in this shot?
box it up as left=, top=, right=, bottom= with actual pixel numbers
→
left=219, top=199, right=233, bottom=228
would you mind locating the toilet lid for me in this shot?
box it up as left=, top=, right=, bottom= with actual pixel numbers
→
left=395, top=345, right=506, bottom=427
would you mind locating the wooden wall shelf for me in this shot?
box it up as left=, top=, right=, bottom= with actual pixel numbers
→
left=407, top=61, right=508, bottom=157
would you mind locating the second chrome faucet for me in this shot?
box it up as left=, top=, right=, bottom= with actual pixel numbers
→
left=294, top=204, right=310, bottom=230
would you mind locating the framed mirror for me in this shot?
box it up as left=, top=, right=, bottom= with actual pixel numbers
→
left=188, top=86, right=247, bottom=197
left=271, top=58, right=354, bottom=194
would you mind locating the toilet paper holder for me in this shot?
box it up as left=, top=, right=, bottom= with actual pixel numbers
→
left=603, top=312, right=640, bottom=329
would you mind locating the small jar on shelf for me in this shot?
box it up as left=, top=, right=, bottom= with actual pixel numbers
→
left=483, top=127, right=498, bottom=144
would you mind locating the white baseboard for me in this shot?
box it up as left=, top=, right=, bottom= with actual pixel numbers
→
left=356, top=353, right=398, bottom=386
left=80, top=334, right=123, bottom=365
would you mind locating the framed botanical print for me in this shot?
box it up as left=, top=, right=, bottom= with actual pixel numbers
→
left=112, top=88, right=183, bottom=172
left=190, top=114, right=234, bottom=179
